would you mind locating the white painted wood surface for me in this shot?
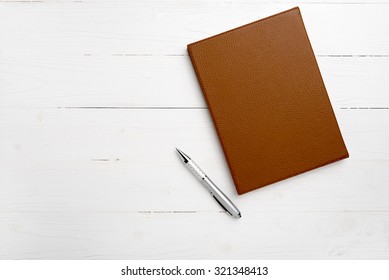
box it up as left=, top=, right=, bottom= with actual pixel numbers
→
left=0, top=1, right=388, bottom=259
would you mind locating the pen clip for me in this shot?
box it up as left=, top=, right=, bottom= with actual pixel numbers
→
left=212, top=195, right=231, bottom=215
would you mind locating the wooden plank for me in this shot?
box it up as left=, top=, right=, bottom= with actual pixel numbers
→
left=1, top=56, right=388, bottom=107
left=0, top=3, right=388, bottom=56
left=1, top=211, right=389, bottom=259
left=1, top=108, right=388, bottom=213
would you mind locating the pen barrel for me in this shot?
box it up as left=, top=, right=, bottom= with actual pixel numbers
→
left=203, top=176, right=241, bottom=218
left=186, top=158, right=241, bottom=218
left=186, top=160, right=206, bottom=181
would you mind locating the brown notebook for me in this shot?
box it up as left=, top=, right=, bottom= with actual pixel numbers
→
left=187, top=7, right=349, bottom=195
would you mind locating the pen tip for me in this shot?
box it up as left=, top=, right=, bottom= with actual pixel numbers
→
left=175, top=147, right=189, bottom=163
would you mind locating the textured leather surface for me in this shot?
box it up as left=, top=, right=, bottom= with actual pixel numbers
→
left=187, top=7, right=349, bottom=195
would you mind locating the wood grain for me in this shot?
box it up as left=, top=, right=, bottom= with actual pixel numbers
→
left=0, top=3, right=388, bottom=55
left=2, top=211, right=389, bottom=259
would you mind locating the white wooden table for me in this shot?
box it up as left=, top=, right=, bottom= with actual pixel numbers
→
left=1, top=0, right=388, bottom=260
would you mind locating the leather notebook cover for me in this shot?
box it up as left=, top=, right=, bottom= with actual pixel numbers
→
left=187, top=7, right=349, bottom=195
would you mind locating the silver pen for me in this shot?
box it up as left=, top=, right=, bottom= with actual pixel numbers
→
left=176, top=148, right=241, bottom=218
